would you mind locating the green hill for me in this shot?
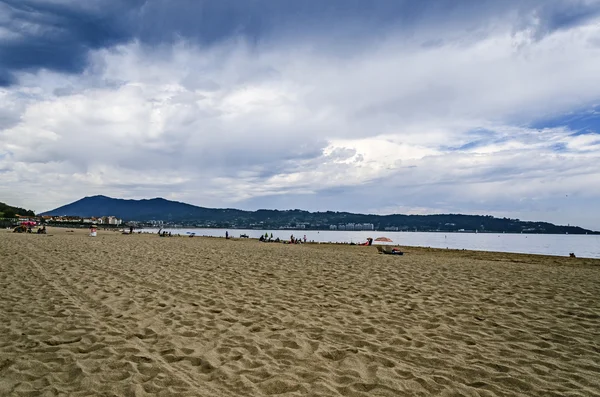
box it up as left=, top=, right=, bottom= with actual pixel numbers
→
left=0, top=202, right=35, bottom=219
left=41, top=195, right=599, bottom=234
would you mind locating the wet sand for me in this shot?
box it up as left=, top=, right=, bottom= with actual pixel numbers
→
left=1, top=228, right=599, bottom=396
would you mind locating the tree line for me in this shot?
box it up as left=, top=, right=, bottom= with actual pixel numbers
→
left=0, top=202, right=35, bottom=219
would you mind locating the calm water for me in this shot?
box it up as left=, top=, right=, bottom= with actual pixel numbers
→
left=145, top=228, right=600, bottom=259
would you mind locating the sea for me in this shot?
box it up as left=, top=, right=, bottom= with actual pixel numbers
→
left=144, top=228, right=600, bottom=259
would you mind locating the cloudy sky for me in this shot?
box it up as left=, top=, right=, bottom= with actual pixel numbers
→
left=1, top=0, right=600, bottom=229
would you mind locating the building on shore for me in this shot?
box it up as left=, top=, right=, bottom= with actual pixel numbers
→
left=332, top=223, right=374, bottom=231
left=47, top=215, right=123, bottom=225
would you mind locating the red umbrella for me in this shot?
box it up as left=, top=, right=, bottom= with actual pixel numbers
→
left=374, top=237, right=393, bottom=242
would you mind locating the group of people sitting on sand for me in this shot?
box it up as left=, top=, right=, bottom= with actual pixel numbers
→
left=258, top=233, right=308, bottom=244
left=289, top=234, right=307, bottom=244
left=12, top=225, right=46, bottom=234
left=157, top=229, right=172, bottom=237
left=259, top=233, right=280, bottom=243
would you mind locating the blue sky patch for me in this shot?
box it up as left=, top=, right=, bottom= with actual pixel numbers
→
left=531, top=106, right=600, bottom=134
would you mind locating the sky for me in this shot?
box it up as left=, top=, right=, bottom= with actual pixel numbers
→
left=1, top=0, right=600, bottom=229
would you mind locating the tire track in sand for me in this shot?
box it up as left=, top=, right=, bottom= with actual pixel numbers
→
left=21, top=242, right=220, bottom=397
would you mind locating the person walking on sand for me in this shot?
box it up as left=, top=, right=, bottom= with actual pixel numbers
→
left=225, top=231, right=229, bottom=239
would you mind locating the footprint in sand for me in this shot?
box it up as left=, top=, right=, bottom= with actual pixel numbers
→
left=282, top=340, right=300, bottom=349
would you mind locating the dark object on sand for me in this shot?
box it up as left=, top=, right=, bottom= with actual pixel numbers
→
left=569, top=252, right=576, bottom=258
left=376, top=245, right=404, bottom=255
left=240, top=234, right=249, bottom=238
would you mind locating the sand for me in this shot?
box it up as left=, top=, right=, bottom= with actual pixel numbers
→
left=1, top=228, right=599, bottom=397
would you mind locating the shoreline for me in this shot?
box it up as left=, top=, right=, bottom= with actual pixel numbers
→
left=17, top=226, right=600, bottom=262
left=135, top=228, right=600, bottom=260
left=140, top=227, right=600, bottom=235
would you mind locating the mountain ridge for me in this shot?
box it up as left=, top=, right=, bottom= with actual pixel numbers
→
left=39, top=195, right=599, bottom=234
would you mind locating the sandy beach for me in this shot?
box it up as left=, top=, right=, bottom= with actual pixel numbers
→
left=1, top=228, right=599, bottom=396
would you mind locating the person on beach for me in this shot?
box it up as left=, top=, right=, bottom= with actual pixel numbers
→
left=225, top=231, right=229, bottom=239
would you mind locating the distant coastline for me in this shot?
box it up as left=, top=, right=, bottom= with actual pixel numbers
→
left=35, top=222, right=600, bottom=235
left=35, top=195, right=600, bottom=235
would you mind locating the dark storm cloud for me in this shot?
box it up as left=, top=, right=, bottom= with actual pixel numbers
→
left=0, top=0, right=140, bottom=84
left=2, top=0, right=597, bottom=85
left=0, top=68, right=14, bottom=86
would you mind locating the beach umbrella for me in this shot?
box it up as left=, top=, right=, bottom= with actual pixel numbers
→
left=374, top=237, right=393, bottom=242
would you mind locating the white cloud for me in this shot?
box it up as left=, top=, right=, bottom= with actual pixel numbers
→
left=1, top=15, right=600, bottom=228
